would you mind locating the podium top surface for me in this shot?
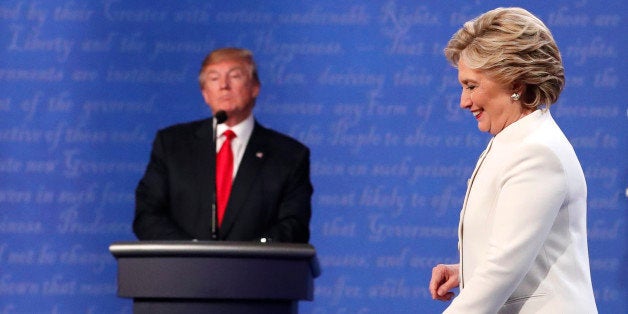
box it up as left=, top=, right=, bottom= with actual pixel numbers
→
left=109, top=241, right=317, bottom=259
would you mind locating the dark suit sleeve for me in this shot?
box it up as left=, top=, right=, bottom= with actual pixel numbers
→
left=133, top=131, right=191, bottom=240
left=265, top=145, right=313, bottom=243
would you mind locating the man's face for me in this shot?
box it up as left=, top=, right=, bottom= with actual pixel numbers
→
left=200, top=59, right=260, bottom=126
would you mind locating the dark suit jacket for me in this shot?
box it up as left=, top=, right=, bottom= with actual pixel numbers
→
left=133, top=117, right=312, bottom=243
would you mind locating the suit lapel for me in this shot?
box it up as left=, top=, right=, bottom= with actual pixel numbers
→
left=458, top=137, right=493, bottom=288
left=192, top=119, right=215, bottom=239
left=220, top=123, right=266, bottom=238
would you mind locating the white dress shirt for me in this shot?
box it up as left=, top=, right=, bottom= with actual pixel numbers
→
left=216, top=114, right=254, bottom=179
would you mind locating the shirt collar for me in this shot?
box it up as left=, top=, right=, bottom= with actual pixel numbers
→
left=493, top=109, right=547, bottom=144
left=216, top=113, right=254, bottom=143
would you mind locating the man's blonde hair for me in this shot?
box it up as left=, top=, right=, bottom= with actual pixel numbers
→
left=198, top=47, right=260, bottom=88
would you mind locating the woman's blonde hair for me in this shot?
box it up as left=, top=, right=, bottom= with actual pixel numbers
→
left=445, top=7, right=564, bottom=109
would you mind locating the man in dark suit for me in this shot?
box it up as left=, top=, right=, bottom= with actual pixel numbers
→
left=133, top=47, right=312, bottom=243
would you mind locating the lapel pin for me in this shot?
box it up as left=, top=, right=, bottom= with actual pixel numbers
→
left=256, top=152, right=264, bottom=159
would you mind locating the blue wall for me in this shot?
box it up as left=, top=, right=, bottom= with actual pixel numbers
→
left=1, top=1, right=625, bottom=313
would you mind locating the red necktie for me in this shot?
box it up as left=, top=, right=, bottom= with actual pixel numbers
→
left=216, top=130, right=236, bottom=227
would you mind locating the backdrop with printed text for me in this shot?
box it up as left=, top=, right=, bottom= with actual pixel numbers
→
left=1, top=1, right=626, bottom=313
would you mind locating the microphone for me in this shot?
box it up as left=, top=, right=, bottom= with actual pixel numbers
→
left=211, top=110, right=227, bottom=240
left=214, top=110, right=227, bottom=124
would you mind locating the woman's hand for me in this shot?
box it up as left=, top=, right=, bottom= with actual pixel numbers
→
left=429, top=263, right=460, bottom=301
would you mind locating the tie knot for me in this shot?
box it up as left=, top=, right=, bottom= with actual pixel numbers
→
left=222, top=130, right=236, bottom=140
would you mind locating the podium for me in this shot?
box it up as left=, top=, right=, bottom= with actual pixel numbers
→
left=109, top=241, right=320, bottom=314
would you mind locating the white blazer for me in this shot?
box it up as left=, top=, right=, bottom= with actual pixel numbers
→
left=444, top=110, right=597, bottom=313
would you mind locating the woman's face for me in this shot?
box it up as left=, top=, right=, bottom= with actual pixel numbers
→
left=457, top=59, right=527, bottom=135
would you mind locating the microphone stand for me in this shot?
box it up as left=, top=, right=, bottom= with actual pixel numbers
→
left=211, top=111, right=227, bottom=240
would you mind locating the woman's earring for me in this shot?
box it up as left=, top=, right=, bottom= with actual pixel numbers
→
left=511, top=93, right=520, bottom=101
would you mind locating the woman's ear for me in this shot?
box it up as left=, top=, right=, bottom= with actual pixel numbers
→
left=511, top=81, right=525, bottom=96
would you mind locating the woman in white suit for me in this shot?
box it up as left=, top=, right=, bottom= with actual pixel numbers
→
left=429, top=7, right=597, bottom=313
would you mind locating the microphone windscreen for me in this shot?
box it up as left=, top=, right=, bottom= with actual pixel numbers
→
left=214, top=110, right=228, bottom=124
